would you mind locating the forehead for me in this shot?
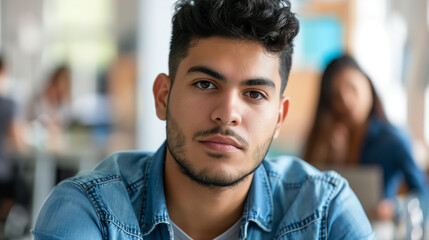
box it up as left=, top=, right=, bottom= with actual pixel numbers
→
left=332, top=68, right=366, bottom=83
left=176, top=37, right=281, bottom=88
left=331, top=68, right=366, bottom=88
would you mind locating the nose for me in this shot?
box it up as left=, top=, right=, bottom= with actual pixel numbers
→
left=335, top=91, right=354, bottom=116
left=210, top=91, right=242, bottom=126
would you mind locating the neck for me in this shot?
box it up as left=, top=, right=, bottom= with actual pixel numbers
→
left=344, top=118, right=370, bottom=164
left=164, top=150, right=251, bottom=240
left=350, top=118, right=369, bottom=136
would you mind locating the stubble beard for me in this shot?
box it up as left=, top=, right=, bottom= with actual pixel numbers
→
left=165, top=108, right=274, bottom=190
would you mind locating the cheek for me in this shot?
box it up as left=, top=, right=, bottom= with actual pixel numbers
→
left=331, top=98, right=348, bottom=115
left=357, top=91, right=373, bottom=117
left=169, top=91, right=212, bottom=128
left=245, top=106, right=278, bottom=138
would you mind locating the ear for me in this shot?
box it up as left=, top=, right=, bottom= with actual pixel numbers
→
left=153, top=73, right=171, bottom=120
left=273, top=96, right=290, bottom=139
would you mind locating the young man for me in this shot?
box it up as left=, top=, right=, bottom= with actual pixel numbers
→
left=33, top=0, right=374, bottom=239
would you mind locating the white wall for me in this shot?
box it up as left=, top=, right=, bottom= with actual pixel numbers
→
left=136, top=0, right=176, bottom=151
left=352, top=0, right=408, bottom=127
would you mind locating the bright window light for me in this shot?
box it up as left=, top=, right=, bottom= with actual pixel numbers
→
left=427, top=0, right=429, bottom=27
left=425, top=85, right=429, bottom=145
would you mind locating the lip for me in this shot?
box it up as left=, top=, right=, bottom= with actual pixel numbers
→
left=199, top=135, right=243, bottom=153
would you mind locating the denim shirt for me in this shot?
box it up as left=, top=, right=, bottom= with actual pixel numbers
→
left=33, top=143, right=374, bottom=239
left=361, top=117, right=429, bottom=199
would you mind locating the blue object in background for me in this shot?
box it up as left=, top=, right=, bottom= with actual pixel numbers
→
left=294, top=16, right=345, bottom=71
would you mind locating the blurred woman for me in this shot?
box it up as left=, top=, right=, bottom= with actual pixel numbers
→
left=303, top=55, right=429, bottom=221
left=28, top=65, right=71, bottom=152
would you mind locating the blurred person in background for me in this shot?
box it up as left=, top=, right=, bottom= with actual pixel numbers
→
left=303, top=55, right=429, bottom=221
left=28, top=65, right=72, bottom=152
left=0, top=55, right=29, bottom=235
left=106, top=55, right=137, bottom=153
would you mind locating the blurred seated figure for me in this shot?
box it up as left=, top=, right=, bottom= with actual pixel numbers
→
left=70, top=68, right=113, bottom=154
left=0, top=56, right=29, bottom=236
left=0, top=57, right=15, bottom=221
left=303, top=55, right=429, bottom=221
left=29, top=65, right=71, bottom=153
left=105, top=55, right=137, bottom=153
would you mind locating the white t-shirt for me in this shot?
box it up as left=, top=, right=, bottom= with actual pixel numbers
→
left=171, top=219, right=241, bottom=240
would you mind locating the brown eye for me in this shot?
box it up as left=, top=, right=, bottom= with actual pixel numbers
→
left=245, top=91, right=265, bottom=100
left=195, top=81, right=215, bottom=89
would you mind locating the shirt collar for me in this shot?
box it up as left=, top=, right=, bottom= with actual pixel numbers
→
left=242, top=162, right=274, bottom=232
left=139, top=142, right=170, bottom=235
left=139, top=142, right=274, bottom=235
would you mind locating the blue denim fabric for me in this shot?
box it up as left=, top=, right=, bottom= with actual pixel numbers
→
left=361, top=117, right=429, bottom=220
left=32, top=142, right=374, bottom=239
left=362, top=117, right=429, bottom=200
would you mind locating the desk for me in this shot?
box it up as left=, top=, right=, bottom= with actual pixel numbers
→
left=371, top=195, right=429, bottom=240
left=372, top=221, right=395, bottom=240
left=26, top=131, right=104, bottom=228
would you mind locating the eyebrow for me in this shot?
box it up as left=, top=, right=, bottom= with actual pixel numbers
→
left=187, top=66, right=225, bottom=80
left=187, top=65, right=276, bottom=89
left=240, top=79, right=276, bottom=89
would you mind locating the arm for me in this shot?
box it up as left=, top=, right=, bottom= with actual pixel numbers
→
left=326, top=180, right=375, bottom=239
left=3, top=99, right=29, bottom=153
left=32, top=180, right=104, bottom=240
left=8, top=118, right=29, bottom=152
left=393, top=138, right=428, bottom=196
left=392, top=136, right=429, bottom=220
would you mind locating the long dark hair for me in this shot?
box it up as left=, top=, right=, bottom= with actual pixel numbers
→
left=303, top=55, right=387, bottom=163
left=317, top=55, right=386, bottom=121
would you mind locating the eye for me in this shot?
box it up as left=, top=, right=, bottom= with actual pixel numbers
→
left=244, top=91, right=266, bottom=100
left=194, top=81, right=216, bottom=90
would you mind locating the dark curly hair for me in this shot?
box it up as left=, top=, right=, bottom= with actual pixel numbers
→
left=169, top=0, right=300, bottom=94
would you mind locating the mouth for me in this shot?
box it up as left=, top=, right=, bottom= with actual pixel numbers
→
left=199, top=135, right=243, bottom=153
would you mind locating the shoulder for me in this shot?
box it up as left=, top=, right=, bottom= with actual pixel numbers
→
left=33, top=179, right=105, bottom=239
left=0, top=96, right=13, bottom=104
left=371, top=121, right=415, bottom=162
left=369, top=118, right=411, bottom=148
left=0, top=97, right=14, bottom=114
left=263, top=156, right=348, bottom=216
left=263, top=156, right=344, bottom=189
left=43, top=150, right=156, bottom=200
left=54, top=151, right=156, bottom=212
left=71, top=151, right=154, bottom=189
left=261, top=157, right=373, bottom=238
left=34, top=151, right=155, bottom=239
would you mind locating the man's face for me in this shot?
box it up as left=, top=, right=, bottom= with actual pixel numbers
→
left=154, top=37, right=289, bottom=188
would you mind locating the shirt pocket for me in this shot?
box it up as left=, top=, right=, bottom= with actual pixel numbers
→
left=274, top=213, right=323, bottom=240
